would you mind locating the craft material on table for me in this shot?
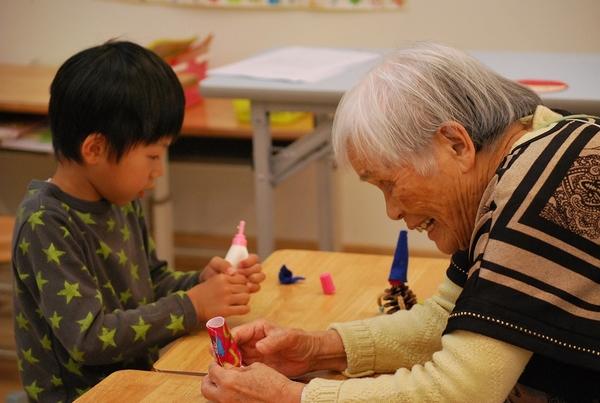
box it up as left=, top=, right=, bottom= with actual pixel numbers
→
left=378, top=230, right=417, bottom=313
left=517, top=79, right=568, bottom=93
left=206, top=316, right=242, bottom=367
left=319, top=272, right=336, bottom=295
left=278, top=264, right=305, bottom=284
left=224, top=220, right=249, bottom=270
left=208, top=47, right=379, bottom=83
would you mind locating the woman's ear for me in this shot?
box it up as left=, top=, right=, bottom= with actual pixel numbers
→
left=436, top=122, right=476, bottom=172
left=80, top=133, right=107, bottom=165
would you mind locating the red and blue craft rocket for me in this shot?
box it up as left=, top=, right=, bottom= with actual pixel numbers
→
left=206, top=316, right=242, bottom=367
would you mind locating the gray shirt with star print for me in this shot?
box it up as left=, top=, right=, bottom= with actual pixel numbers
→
left=12, top=180, right=200, bottom=402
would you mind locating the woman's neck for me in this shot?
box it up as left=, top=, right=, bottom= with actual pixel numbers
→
left=477, top=121, right=530, bottom=181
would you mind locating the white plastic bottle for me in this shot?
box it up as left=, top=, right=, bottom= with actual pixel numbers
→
left=224, top=220, right=249, bottom=271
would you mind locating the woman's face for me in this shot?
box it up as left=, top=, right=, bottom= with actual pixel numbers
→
left=349, top=138, right=477, bottom=254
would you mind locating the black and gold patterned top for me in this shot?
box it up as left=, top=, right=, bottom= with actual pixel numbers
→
left=445, top=106, right=600, bottom=401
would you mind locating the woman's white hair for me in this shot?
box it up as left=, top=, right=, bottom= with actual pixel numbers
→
left=332, top=42, right=541, bottom=174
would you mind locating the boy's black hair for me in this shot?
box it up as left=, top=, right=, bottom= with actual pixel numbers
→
left=49, top=40, right=184, bottom=162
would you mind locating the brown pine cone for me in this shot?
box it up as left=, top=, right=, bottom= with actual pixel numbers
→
left=377, top=283, right=417, bottom=314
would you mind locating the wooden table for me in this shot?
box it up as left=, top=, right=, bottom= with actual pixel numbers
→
left=154, top=249, right=449, bottom=375
left=74, top=370, right=206, bottom=402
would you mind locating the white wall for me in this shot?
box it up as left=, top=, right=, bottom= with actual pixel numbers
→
left=1, top=0, right=600, bottom=256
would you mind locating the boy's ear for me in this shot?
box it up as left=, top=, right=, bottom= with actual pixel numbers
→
left=80, top=133, right=107, bottom=164
left=435, top=121, right=476, bottom=172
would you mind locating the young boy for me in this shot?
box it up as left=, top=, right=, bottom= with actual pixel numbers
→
left=11, top=40, right=265, bottom=402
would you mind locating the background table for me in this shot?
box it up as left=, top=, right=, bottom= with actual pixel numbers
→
left=153, top=249, right=449, bottom=375
left=201, top=49, right=600, bottom=258
left=201, top=52, right=383, bottom=258
left=74, top=370, right=206, bottom=402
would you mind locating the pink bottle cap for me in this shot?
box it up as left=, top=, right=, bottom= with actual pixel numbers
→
left=320, top=272, right=336, bottom=295
left=231, top=220, right=247, bottom=246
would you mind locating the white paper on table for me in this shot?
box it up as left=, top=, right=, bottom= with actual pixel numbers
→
left=208, top=47, right=380, bottom=83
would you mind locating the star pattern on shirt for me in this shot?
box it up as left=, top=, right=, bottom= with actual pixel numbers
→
left=43, top=243, right=66, bottom=265
left=60, top=225, right=71, bottom=238
left=171, top=270, right=186, bottom=280
left=57, top=281, right=82, bottom=304
left=98, top=326, right=117, bottom=350
left=35, top=271, right=48, bottom=292
left=103, top=281, right=116, bottom=296
left=16, top=312, right=29, bottom=330
left=131, top=317, right=151, bottom=342
left=22, top=348, right=40, bottom=365
left=166, top=314, right=185, bottom=335
left=121, top=203, right=134, bottom=215
left=148, top=236, right=156, bottom=253
left=49, top=311, right=62, bottom=329
left=70, top=346, right=85, bottom=362
left=106, top=217, right=116, bottom=232
left=61, top=202, right=70, bottom=212
left=40, top=334, right=52, bottom=351
left=119, top=289, right=132, bottom=305
left=148, top=345, right=160, bottom=357
left=95, top=289, right=103, bottom=303
left=117, top=249, right=128, bottom=265
left=16, top=269, right=29, bottom=281
left=174, top=290, right=186, bottom=299
left=75, top=211, right=96, bottom=225
left=77, top=312, right=94, bottom=332
left=51, top=375, right=63, bottom=387
left=24, top=380, right=44, bottom=400
left=120, top=225, right=130, bottom=241
left=130, top=263, right=139, bottom=280
left=96, top=241, right=112, bottom=260
left=65, top=358, right=82, bottom=376
left=76, top=387, right=90, bottom=397
left=18, top=238, right=30, bottom=255
left=27, top=210, right=44, bottom=230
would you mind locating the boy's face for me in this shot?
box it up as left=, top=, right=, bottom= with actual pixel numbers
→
left=93, top=137, right=172, bottom=206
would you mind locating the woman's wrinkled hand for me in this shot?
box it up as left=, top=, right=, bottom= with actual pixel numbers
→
left=232, top=319, right=321, bottom=377
left=201, top=361, right=304, bottom=403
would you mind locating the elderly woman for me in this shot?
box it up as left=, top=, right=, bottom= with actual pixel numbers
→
left=201, top=43, right=600, bottom=402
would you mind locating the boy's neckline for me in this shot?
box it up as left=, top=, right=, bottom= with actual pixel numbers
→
left=31, top=180, right=113, bottom=215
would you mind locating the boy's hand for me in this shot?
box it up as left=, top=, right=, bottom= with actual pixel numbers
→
left=236, top=254, right=265, bottom=293
left=200, top=254, right=265, bottom=294
left=186, top=273, right=251, bottom=322
left=199, top=256, right=235, bottom=282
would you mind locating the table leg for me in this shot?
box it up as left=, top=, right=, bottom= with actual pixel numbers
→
left=251, top=103, right=274, bottom=259
left=315, top=114, right=338, bottom=251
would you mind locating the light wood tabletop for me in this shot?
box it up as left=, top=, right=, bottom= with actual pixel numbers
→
left=74, top=370, right=206, bottom=402
left=0, top=63, right=312, bottom=140
left=154, top=249, right=449, bottom=375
